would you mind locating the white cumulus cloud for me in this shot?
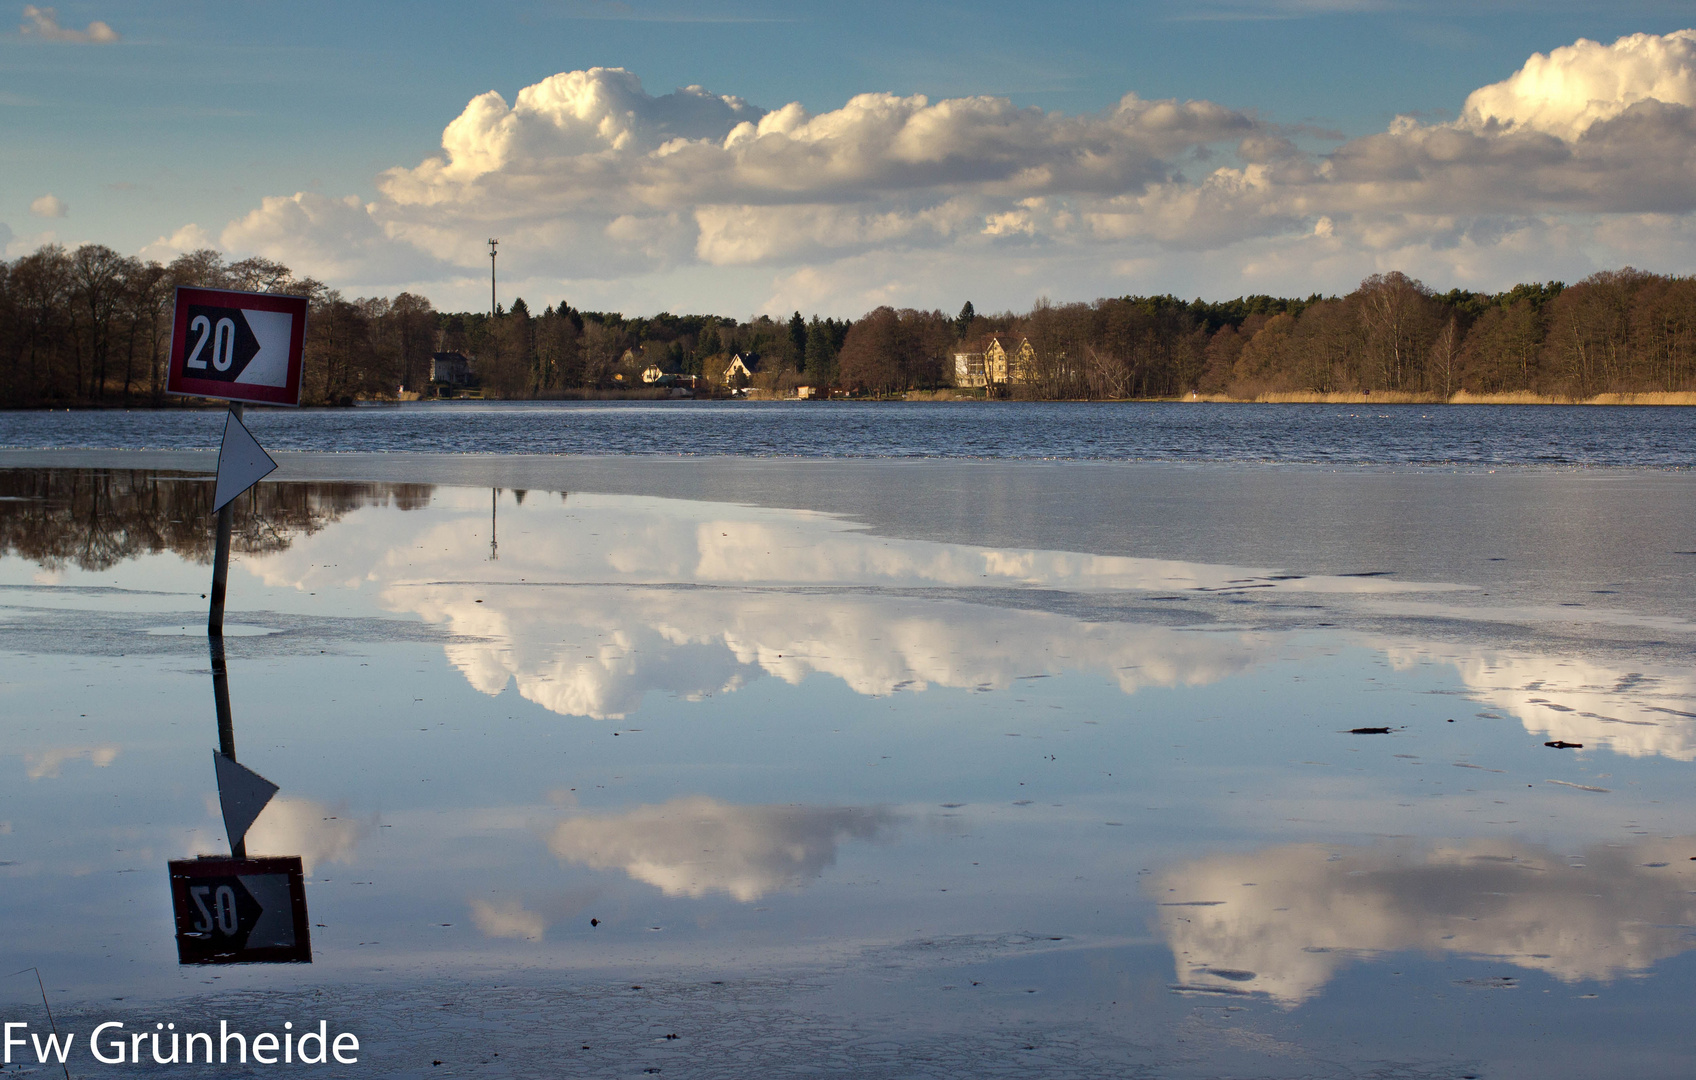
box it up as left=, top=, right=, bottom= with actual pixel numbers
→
left=211, top=67, right=1259, bottom=294
left=29, top=194, right=66, bottom=219
left=1461, top=30, right=1696, bottom=139
left=138, top=222, right=211, bottom=262
left=209, top=31, right=1696, bottom=308
left=221, top=192, right=447, bottom=283
left=19, top=5, right=117, bottom=43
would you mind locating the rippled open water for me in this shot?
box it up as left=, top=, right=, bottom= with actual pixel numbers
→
left=2, top=418, right=1695, bottom=1077
left=3, top=400, right=1696, bottom=466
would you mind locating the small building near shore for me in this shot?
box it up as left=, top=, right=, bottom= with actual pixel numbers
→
left=986, top=336, right=1034, bottom=384
left=953, top=352, right=987, bottom=387
left=726, top=354, right=756, bottom=381
left=431, top=351, right=474, bottom=387
left=642, top=372, right=699, bottom=397
left=954, top=336, right=1033, bottom=388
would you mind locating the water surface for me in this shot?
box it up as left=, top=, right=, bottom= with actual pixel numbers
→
left=4, top=401, right=1694, bottom=467
left=1, top=464, right=1693, bottom=1078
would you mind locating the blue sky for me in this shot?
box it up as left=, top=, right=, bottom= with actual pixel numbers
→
left=6, top=1, right=1696, bottom=315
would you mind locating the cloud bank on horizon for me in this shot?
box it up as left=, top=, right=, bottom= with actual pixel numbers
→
left=176, top=29, right=1696, bottom=314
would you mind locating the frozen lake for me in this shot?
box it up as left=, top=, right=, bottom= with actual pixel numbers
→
left=1, top=453, right=1694, bottom=1078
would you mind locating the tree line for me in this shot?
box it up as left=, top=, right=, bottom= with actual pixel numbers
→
left=946, top=270, right=1696, bottom=400
left=826, top=269, right=1696, bottom=399
left=0, top=244, right=441, bottom=407
left=3, top=240, right=1693, bottom=406
left=0, top=243, right=855, bottom=405
left=458, top=302, right=853, bottom=397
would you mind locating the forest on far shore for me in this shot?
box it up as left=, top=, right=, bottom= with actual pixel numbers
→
left=2, top=241, right=1694, bottom=406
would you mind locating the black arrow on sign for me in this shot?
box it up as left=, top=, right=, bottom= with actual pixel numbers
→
left=185, top=305, right=262, bottom=382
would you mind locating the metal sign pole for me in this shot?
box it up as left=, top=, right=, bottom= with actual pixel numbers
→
left=208, top=401, right=243, bottom=857
left=208, top=402, right=243, bottom=638
left=164, top=288, right=311, bottom=962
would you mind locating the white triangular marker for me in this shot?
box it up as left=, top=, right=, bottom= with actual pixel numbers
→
left=214, top=750, right=278, bottom=852
left=213, top=409, right=277, bottom=512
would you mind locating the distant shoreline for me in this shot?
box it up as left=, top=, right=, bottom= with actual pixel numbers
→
left=9, top=389, right=1696, bottom=410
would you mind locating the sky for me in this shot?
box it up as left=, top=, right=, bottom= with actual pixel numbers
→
left=5, top=1, right=1696, bottom=317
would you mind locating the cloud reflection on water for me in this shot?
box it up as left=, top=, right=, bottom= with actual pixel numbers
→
left=244, top=489, right=1332, bottom=717
left=1381, top=641, right=1696, bottom=761
left=469, top=898, right=548, bottom=941
left=21, top=744, right=118, bottom=780
left=417, top=585, right=1270, bottom=719
left=236, top=489, right=1696, bottom=761
left=256, top=489, right=1461, bottom=597
left=1156, top=837, right=1696, bottom=1005
left=243, top=796, right=369, bottom=874
left=546, top=796, right=896, bottom=902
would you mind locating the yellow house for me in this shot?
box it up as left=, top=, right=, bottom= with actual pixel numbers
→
left=957, top=336, right=1034, bottom=386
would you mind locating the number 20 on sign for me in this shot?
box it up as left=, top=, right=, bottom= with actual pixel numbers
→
left=166, top=286, right=308, bottom=407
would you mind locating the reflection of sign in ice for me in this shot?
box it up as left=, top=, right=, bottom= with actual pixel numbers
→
left=168, top=856, right=311, bottom=964
left=213, top=750, right=279, bottom=851
left=166, top=287, right=307, bottom=406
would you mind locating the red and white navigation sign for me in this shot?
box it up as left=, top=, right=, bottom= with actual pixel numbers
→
left=166, top=287, right=308, bottom=407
